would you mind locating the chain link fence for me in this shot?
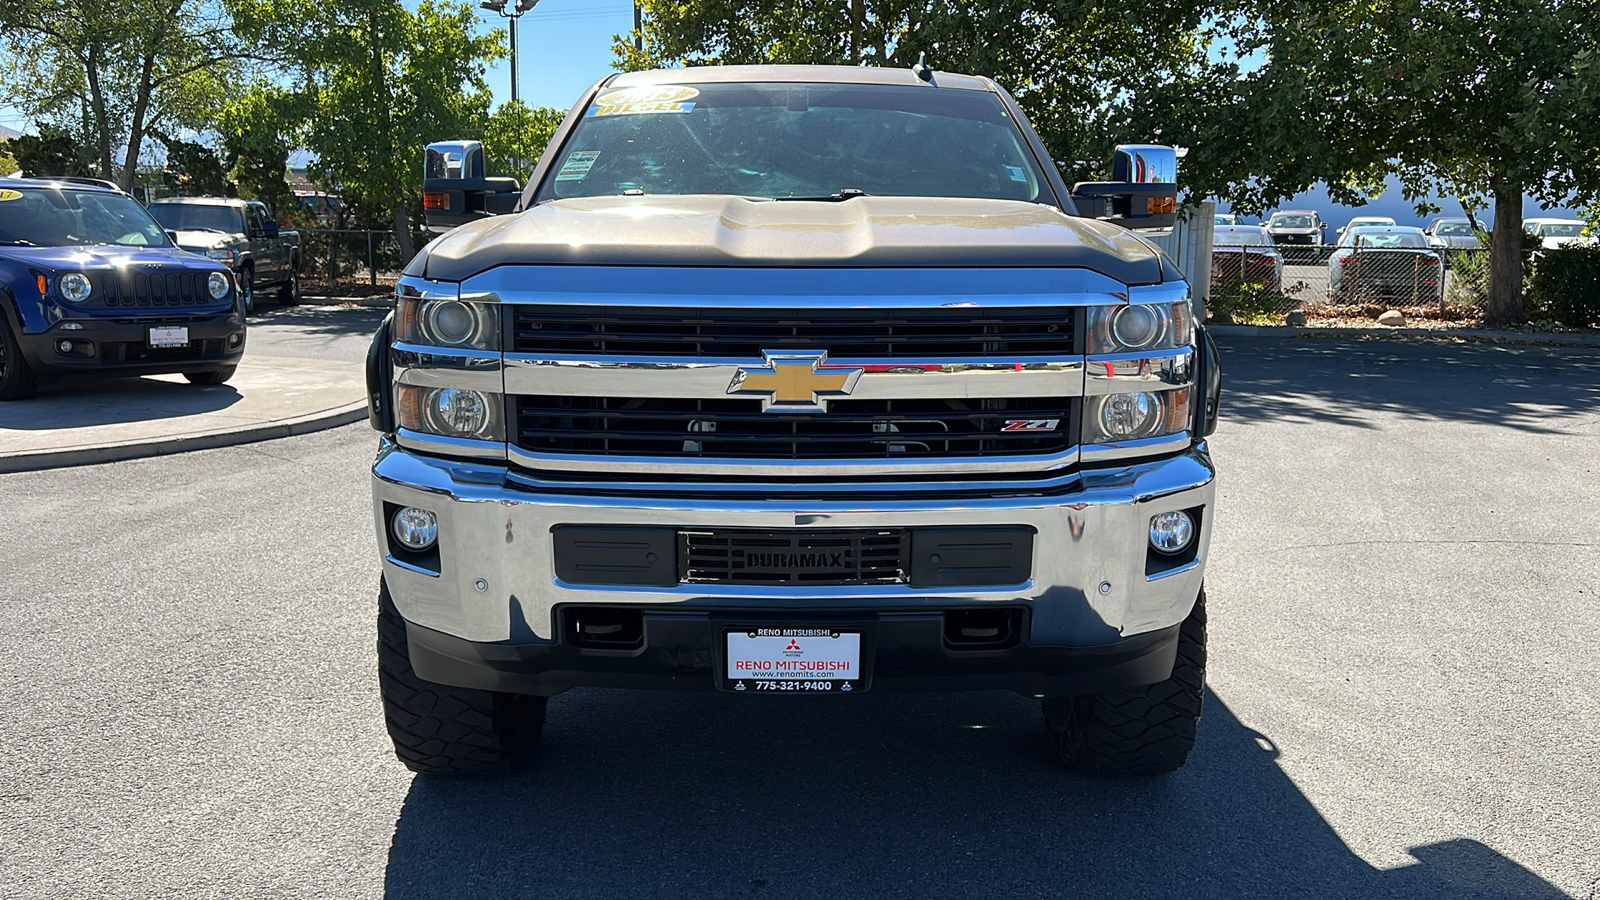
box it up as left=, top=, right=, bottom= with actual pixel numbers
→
left=297, top=228, right=412, bottom=295
left=1208, top=240, right=1491, bottom=325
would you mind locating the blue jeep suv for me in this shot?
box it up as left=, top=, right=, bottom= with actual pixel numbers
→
left=0, top=178, right=246, bottom=400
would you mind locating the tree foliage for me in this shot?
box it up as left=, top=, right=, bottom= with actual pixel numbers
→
left=155, top=132, right=234, bottom=196
left=9, top=127, right=95, bottom=178
left=1140, top=0, right=1600, bottom=325
left=0, top=141, right=19, bottom=178
left=0, top=0, right=249, bottom=189
left=615, top=0, right=1214, bottom=182
left=216, top=84, right=306, bottom=217
left=480, top=101, right=566, bottom=179
left=233, top=0, right=504, bottom=258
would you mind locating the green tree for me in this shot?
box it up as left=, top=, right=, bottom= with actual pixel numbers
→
left=614, top=0, right=1214, bottom=183
left=9, top=126, right=94, bottom=178
left=0, top=140, right=19, bottom=177
left=1145, top=0, right=1600, bottom=326
left=234, top=0, right=504, bottom=261
left=217, top=85, right=305, bottom=217
left=155, top=132, right=234, bottom=196
left=480, top=101, right=565, bottom=179
left=0, top=0, right=249, bottom=190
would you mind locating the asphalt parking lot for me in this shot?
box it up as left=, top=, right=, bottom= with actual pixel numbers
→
left=1, top=336, right=1596, bottom=899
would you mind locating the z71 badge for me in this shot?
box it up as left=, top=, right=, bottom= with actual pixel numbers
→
left=1002, top=418, right=1060, bottom=432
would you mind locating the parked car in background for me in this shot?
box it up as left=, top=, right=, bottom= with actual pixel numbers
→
left=146, top=197, right=301, bottom=314
left=1266, top=209, right=1325, bottom=246
left=1524, top=218, right=1591, bottom=250
left=294, top=190, right=343, bottom=225
left=1423, top=217, right=1482, bottom=250
left=1211, top=225, right=1284, bottom=293
left=0, top=178, right=245, bottom=399
left=1329, top=225, right=1442, bottom=303
left=1336, top=215, right=1397, bottom=240
left=1214, top=213, right=1242, bottom=226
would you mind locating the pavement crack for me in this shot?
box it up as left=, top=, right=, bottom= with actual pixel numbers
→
left=1271, top=538, right=1600, bottom=552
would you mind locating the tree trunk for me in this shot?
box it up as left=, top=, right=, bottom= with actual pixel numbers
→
left=393, top=203, right=415, bottom=266
left=84, top=46, right=115, bottom=179
left=1485, top=179, right=1524, bottom=327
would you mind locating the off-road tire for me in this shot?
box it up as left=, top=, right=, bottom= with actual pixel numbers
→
left=377, top=578, right=546, bottom=775
left=239, top=267, right=255, bottom=315
left=183, top=366, right=237, bottom=385
left=0, top=314, right=40, bottom=401
left=1044, top=588, right=1206, bottom=776
left=279, top=269, right=300, bottom=306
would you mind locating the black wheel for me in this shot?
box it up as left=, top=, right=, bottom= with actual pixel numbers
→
left=1043, top=588, right=1206, bottom=775
left=279, top=268, right=300, bottom=306
left=183, top=365, right=237, bottom=385
left=0, top=315, right=40, bottom=401
left=377, top=578, right=546, bottom=775
left=239, top=268, right=255, bottom=315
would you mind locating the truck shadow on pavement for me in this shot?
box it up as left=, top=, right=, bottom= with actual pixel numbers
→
left=382, top=689, right=1566, bottom=899
left=1218, top=337, right=1600, bottom=434
left=248, top=303, right=390, bottom=339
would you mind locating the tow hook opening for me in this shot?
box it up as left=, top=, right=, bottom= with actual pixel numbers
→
left=567, top=607, right=645, bottom=649
left=943, top=608, right=1021, bottom=650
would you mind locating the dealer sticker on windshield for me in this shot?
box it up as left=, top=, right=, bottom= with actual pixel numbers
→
left=726, top=628, right=863, bottom=693
left=555, top=150, right=601, bottom=181
left=588, top=85, right=698, bottom=117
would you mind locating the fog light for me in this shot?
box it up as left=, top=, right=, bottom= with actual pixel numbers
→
left=1149, top=510, right=1195, bottom=555
left=391, top=507, right=438, bottom=552
left=57, top=340, right=73, bottom=353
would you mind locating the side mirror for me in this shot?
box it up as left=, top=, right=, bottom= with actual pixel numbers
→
left=1319, top=222, right=1327, bottom=230
left=1070, top=144, right=1178, bottom=232
left=423, top=139, right=523, bottom=233
left=263, top=221, right=280, bottom=239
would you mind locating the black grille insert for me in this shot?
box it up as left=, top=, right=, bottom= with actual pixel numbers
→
left=514, top=396, right=1076, bottom=460
left=92, top=270, right=214, bottom=308
left=680, top=528, right=909, bottom=585
left=511, top=307, right=1078, bottom=358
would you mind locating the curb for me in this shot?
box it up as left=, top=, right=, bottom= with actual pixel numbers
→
left=1208, top=324, right=1600, bottom=347
left=0, top=400, right=369, bottom=475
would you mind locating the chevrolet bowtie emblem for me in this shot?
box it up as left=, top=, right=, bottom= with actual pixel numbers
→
left=727, top=351, right=863, bottom=413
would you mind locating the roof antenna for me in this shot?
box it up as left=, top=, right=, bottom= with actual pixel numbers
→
left=912, top=52, right=934, bottom=83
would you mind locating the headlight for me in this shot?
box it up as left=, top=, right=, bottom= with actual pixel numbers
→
left=1083, top=389, right=1190, bottom=446
left=205, top=248, right=237, bottom=265
left=207, top=271, right=231, bottom=299
left=396, top=298, right=498, bottom=350
left=58, top=273, right=92, bottom=303
left=397, top=385, right=502, bottom=440
left=1086, top=301, right=1191, bottom=354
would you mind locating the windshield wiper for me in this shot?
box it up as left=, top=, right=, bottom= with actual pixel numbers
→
left=0, top=239, right=36, bottom=246
left=775, top=188, right=871, bottom=202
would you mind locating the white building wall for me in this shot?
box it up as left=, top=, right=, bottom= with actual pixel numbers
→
left=1146, top=201, right=1214, bottom=320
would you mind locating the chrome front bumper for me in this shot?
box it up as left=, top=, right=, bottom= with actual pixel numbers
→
left=371, top=440, right=1215, bottom=648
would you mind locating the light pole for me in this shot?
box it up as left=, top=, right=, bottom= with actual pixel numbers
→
left=480, top=0, right=539, bottom=106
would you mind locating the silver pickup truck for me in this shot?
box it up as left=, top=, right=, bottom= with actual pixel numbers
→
left=366, top=65, right=1221, bottom=777
left=147, top=197, right=301, bottom=314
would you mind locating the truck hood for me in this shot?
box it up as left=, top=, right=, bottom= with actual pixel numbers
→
left=167, top=230, right=235, bottom=252
left=416, top=195, right=1176, bottom=285
left=3, top=244, right=225, bottom=272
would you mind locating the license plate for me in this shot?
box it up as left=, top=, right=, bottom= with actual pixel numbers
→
left=148, top=327, right=188, bottom=348
left=724, top=627, right=865, bottom=693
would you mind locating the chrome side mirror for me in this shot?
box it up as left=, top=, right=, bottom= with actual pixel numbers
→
left=1071, top=144, right=1179, bottom=233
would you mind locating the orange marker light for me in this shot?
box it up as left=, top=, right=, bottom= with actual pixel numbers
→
left=36, top=274, right=48, bottom=296
left=1146, top=196, right=1177, bottom=216
left=423, top=192, right=449, bottom=211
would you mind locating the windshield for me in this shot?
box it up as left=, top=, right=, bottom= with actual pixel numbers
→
left=537, top=82, right=1049, bottom=203
left=1349, top=218, right=1395, bottom=227
left=147, top=203, right=242, bottom=234
left=1270, top=215, right=1312, bottom=229
left=1215, top=229, right=1270, bottom=247
left=1436, top=222, right=1474, bottom=235
left=1538, top=223, right=1585, bottom=237
left=1353, top=232, right=1429, bottom=248
left=0, top=187, right=170, bottom=248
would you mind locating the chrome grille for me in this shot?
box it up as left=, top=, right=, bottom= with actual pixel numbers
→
left=513, top=396, right=1076, bottom=460
left=511, top=306, right=1078, bottom=358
